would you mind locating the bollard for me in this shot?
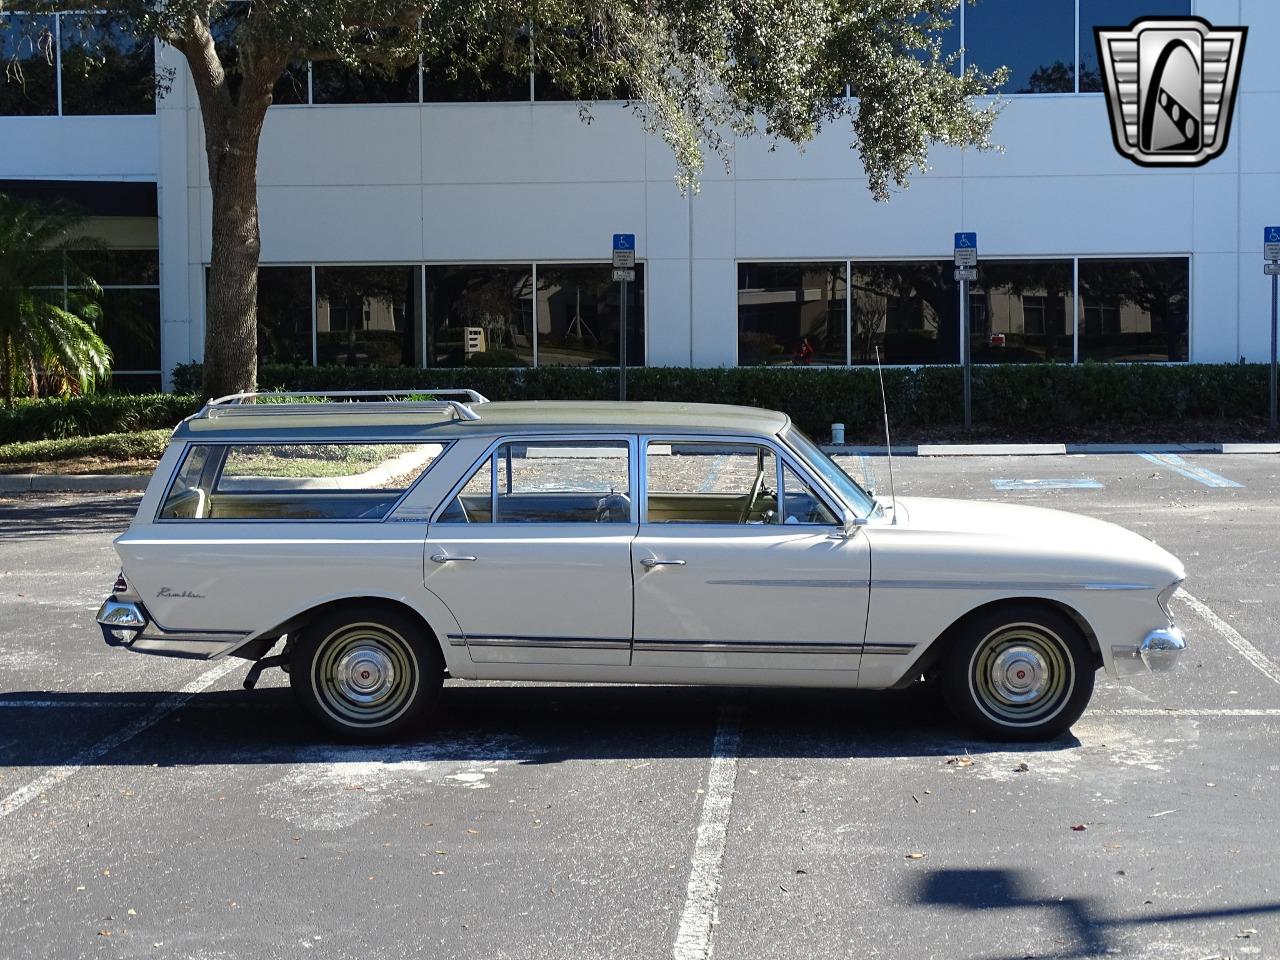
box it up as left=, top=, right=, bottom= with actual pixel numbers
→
left=831, top=423, right=846, bottom=445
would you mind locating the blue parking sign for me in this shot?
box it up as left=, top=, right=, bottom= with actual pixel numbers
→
left=613, top=234, right=635, bottom=251
left=954, top=232, right=977, bottom=250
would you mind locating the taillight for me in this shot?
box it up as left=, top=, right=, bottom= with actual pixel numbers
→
left=113, top=571, right=128, bottom=594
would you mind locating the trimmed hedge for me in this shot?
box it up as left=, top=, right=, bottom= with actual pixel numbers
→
left=4, top=362, right=1269, bottom=445
left=0, top=393, right=200, bottom=444
left=0, top=430, right=172, bottom=466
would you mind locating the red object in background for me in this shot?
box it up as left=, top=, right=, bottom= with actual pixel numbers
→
left=797, top=337, right=815, bottom=364
left=989, top=333, right=1006, bottom=347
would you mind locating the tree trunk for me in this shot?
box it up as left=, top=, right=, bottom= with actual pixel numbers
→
left=179, top=23, right=281, bottom=400
left=202, top=138, right=263, bottom=400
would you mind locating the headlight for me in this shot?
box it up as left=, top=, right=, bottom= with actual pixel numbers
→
left=1157, top=578, right=1184, bottom=622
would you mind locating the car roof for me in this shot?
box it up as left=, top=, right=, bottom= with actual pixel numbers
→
left=175, top=400, right=792, bottom=442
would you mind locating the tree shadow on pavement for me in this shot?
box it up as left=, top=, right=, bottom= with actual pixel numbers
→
left=0, top=682, right=1082, bottom=767
left=913, top=867, right=1279, bottom=960
left=0, top=494, right=138, bottom=541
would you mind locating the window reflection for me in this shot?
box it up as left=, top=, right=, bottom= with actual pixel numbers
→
left=0, top=15, right=57, bottom=116
left=315, top=266, right=421, bottom=367
left=99, top=288, right=161, bottom=372
left=851, top=262, right=959, bottom=365
left=536, top=264, right=643, bottom=366
left=1078, top=258, right=1188, bottom=362
left=970, top=260, right=1073, bottom=363
left=965, top=0, right=1075, bottom=93
left=422, top=44, right=531, bottom=102
left=737, top=262, right=847, bottom=366
left=59, top=16, right=155, bottom=115
left=1079, top=1, right=1190, bottom=93
left=425, top=265, right=535, bottom=367
left=258, top=267, right=313, bottom=365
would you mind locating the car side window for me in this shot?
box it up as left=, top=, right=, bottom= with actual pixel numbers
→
left=782, top=463, right=839, bottom=525
left=437, top=440, right=632, bottom=524
left=646, top=441, right=780, bottom=524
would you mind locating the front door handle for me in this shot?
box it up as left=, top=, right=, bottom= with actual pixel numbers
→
left=431, top=553, right=477, bottom=563
left=640, top=558, right=686, bottom=568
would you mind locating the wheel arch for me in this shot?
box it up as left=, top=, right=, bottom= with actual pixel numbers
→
left=895, top=596, right=1102, bottom=688
left=235, top=593, right=466, bottom=677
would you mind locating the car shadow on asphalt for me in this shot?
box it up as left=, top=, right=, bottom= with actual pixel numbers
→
left=911, top=867, right=1280, bottom=960
left=0, top=683, right=1084, bottom=767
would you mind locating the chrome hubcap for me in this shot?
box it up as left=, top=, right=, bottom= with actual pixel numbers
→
left=335, top=645, right=396, bottom=704
left=970, top=624, right=1074, bottom=726
left=989, top=646, right=1049, bottom=704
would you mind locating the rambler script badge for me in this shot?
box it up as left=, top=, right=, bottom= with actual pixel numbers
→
left=157, top=587, right=205, bottom=599
left=1095, top=17, right=1246, bottom=168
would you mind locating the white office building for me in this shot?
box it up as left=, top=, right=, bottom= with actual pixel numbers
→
left=2, top=0, right=1277, bottom=390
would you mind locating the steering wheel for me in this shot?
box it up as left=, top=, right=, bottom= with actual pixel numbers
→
left=738, top=469, right=766, bottom=524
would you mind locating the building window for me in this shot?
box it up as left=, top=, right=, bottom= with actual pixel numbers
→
left=964, top=0, right=1076, bottom=94
left=737, top=262, right=848, bottom=366
left=850, top=261, right=959, bottom=365
left=67, top=248, right=162, bottom=392
left=0, top=14, right=58, bottom=116
left=315, top=265, right=422, bottom=367
left=59, top=16, right=155, bottom=115
left=536, top=263, right=644, bottom=367
left=257, top=267, right=313, bottom=365
left=969, top=259, right=1074, bottom=363
left=425, top=265, right=535, bottom=367
left=1078, top=1, right=1191, bottom=93
left=1078, top=258, right=1188, bottom=362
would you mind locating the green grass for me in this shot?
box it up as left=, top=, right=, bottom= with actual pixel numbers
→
left=222, top=443, right=424, bottom=479
left=0, top=429, right=171, bottom=467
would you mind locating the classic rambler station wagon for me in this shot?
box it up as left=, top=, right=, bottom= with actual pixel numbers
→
left=97, top=390, right=1186, bottom=742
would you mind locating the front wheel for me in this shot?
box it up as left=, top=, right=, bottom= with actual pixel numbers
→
left=941, top=605, right=1095, bottom=742
left=290, top=605, right=443, bottom=742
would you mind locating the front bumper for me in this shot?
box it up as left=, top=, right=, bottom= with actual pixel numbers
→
left=96, top=596, right=248, bottom=660
left=1111, top=627, right=1186, bottom=678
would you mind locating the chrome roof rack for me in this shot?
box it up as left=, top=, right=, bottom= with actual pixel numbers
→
left=200, top=389, right=489, bottom=422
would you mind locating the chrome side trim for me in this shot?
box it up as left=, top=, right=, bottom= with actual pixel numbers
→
left=634, top=638, right=864, bottom=655
left=706, top=578, right=863, bottom=589
left=861, top=643, right=916, bottom=656
left=456, top=635, right=632, bottom=651
left=870, top=579, right=1152, bottom=592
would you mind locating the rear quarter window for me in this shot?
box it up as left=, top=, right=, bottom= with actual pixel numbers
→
left=158, top=442, right=446, bottom=521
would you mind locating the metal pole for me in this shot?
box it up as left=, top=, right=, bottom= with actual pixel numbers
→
left=619, top=278, right=628, bottom=401
left=1270, top=271, right=1277, bottom=433
left=962, top=280, right=970, bottom=429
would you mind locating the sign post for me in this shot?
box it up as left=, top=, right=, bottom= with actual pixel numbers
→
left=612, top=234, right=635, bottom=401
left=954, top=232, right=978, bottom=431
left=1267, top=227, right=1280, bottom=432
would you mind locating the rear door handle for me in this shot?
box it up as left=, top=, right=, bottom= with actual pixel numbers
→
left=431, top=553, right=477, bottom=563
left=640, top=558, right=686, bottom=568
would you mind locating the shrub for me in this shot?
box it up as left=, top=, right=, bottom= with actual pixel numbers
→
left=0, top=393, right=200, bottom=443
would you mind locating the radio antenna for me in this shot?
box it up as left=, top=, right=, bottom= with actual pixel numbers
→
left=874, top=346, right=898, bottom=525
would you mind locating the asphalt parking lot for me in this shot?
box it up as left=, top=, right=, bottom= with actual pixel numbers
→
left=2, top=452, right=1279, bottom=960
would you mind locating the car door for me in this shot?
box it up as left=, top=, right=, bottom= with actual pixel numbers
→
left=632, top=437, right=869, bottom=675
left=424, top=435, right=637, bottom=666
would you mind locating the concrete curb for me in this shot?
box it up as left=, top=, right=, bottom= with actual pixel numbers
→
left=820, top=442, right=1280, bottom=456
left=0, top=474, right=150, bottom=494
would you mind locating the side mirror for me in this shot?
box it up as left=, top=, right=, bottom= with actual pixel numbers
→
left=836, top=511, right=868, bottom=538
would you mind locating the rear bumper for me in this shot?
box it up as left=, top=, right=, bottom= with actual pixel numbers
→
left=96, top=597, right=248, bottom=660
left=1111, top=627, right=1186, bottom=678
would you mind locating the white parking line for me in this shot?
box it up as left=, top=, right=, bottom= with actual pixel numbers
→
left=673, top=703, right=742, bottom=960
left=1139, top=453, right=1243, bottom=488
left=0, top=659, right=241, bottom=819
left=1093, top=708, right=1280, bottom=717
left=1175, top=589, right=1280, bottom=686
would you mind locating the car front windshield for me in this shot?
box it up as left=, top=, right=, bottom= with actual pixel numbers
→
left=783, top=427, right=878, bottom=519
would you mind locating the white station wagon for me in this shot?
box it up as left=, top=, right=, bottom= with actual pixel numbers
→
left=97, top=390, right=1186, bottom=742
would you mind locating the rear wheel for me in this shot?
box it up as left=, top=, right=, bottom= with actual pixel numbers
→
left=941, top=605, right=1094, bottom=742
left=290, top=605, right=442, bottom=742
